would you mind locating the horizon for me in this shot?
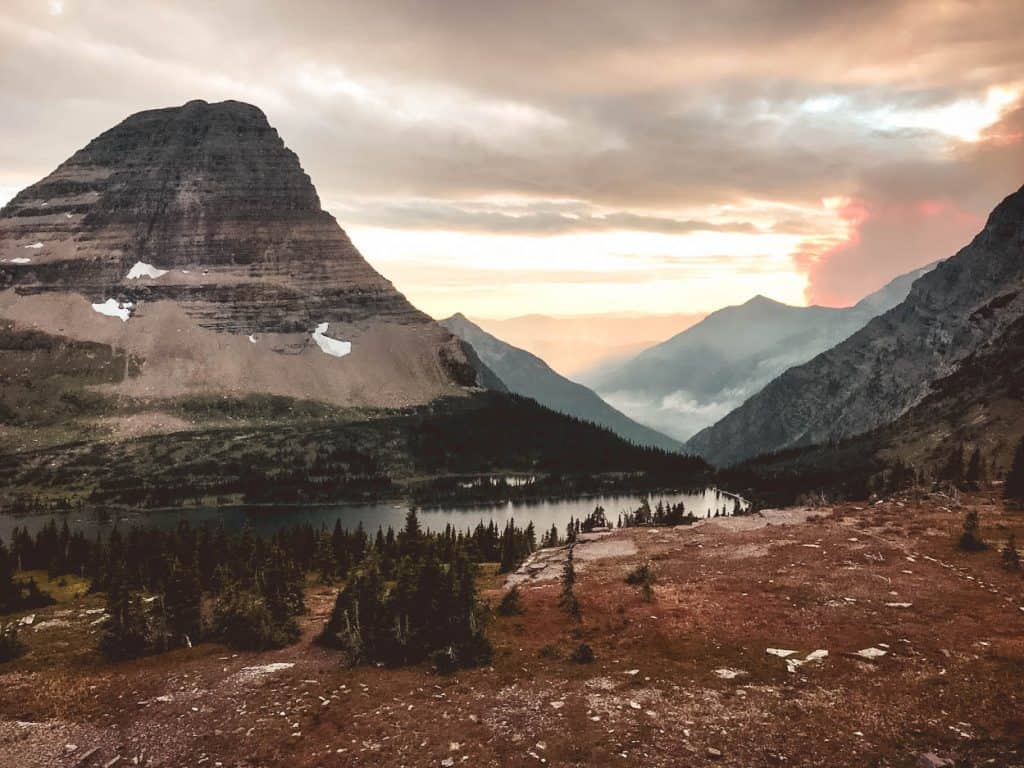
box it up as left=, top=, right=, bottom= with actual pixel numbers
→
left=2, top=1, right=1022, bottom=321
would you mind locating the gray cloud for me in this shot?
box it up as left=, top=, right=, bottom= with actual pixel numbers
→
left=1, top=0, right=1023, bottom=307
left=334, top=199, right=761, bottom=236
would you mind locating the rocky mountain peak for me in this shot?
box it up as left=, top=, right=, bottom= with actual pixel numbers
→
left=0, top=100, right=483, bottom=410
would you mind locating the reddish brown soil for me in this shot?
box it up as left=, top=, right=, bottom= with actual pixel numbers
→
left=2, top=491, right=1023, bottom=767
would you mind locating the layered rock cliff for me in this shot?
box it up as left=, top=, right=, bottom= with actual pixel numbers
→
left=0, top=100, right=484, bottom=412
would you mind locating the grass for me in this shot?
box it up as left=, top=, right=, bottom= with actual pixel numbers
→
left=16, top=570, right=91, bottom=605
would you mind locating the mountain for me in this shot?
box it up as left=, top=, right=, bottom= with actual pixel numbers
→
left=688, top=184, right=1024, bottom=467
left=474, top=312, right=705, bottom=378
left=584, top=263, right=936, bottom=442
left=439, top=313, right=682, bottom=451
left=0, top=100, right=709, bottom=508
left=0, top=99, right=486, bottom=418
left=722, top=310, right=1024, bottom=505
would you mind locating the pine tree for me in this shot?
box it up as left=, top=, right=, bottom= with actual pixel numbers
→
left=0, top=537, right=16, bottom=612
left=559, top=547, right=580, bottom=618
left=497, top=586, right=523, bottom=616
left=965, top=448, right=983, bottom=488
left=99, top=554, right=151, bottom=660
left=957, top=510, right=986, bottom=552
left=498, top=521, right=518, bottom=573
left=164, top=556, right=202, bottom=648
left=1001, top=533, right=1020, bottom=570
left=942, top=444, right=965, bottom=489
left=1006, top=436, right=1024, bottom=503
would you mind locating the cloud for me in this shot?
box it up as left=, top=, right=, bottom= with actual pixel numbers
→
left=798, top=99, right=1024, bottom=305
left=1, top=0, right=1023, bottom=317
left=334, top=199, right=761, bottom=236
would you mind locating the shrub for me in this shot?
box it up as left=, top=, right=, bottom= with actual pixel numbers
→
left=625, top=562, right=655, bottom=601
left=1005, top=437, right=1024, bottom=503
left=569, top=642, right=595, bottom=664
left=496, top=586, right=523, bottom=616
left=538, top=643, right=560, bottom=660
left=210, top=587, right=298, bottom=651
left=1002, top=533, right=1021, bottom=570
left=0, top=622, right=26, bottom=663
left=958, top=510, right=986, bottom=552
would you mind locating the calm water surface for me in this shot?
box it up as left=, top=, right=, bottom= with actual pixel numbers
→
left=0, top=487, right=743, bottom=541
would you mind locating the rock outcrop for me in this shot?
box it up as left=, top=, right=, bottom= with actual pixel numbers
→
left=0, top=100, right=484, bottom=410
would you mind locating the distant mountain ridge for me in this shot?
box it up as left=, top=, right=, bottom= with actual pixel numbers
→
left=440, top=313, right=683, bottom=451
left=688, top=183, right=1024, bottom=467
left=724, top=309, right=1024, bottom=504
left=585, top=263, right=937, bottom=442
left=475, top=312, right=704, bottom=378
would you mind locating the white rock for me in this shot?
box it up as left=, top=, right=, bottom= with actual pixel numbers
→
left=766, top=648, right=798, bottom=658
left=856, top=647, right=888, bottom=660
left=713, top=668, right=746, bottom=679
left=234, top=662, right=295, bottom=683
left=23, top=242, right=44, bottom=249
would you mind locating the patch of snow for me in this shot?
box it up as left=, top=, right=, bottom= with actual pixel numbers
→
left=312, top=321, right=352, bottom=357
left=91, top=298, right=133, bottom=322
left=805, top=649, right=829, bottom=662
left=65, top=213, right=73, bottom=218
left=766, top=648, right=797, bottom=658
left=126, top=261, right=168, bottom=280
left=24, top=242, right=44, bottom=249
left=248, top=334, right=257, bottom=344
left=885, top=602, right=913, bottom=608
left=9, top=257, right=31, bottom=264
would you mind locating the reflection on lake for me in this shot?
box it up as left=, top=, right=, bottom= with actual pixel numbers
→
left=0, top=487, right=744, bottom=541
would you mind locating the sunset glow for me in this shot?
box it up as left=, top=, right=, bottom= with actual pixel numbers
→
left=1, top=0, right=1022, bottom=318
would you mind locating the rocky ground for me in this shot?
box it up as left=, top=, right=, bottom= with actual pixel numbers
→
left=2, top=490, right=1023, bottom=767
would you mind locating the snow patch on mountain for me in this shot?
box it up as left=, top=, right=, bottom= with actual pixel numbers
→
left=92, top=298, right=133, bottom=322
left=312, top=322, right=351, bottom=357
left=126, top=262, right=169, bottom=280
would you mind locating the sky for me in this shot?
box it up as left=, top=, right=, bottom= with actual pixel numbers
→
left=1, top=0, right=1023, bottom=321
